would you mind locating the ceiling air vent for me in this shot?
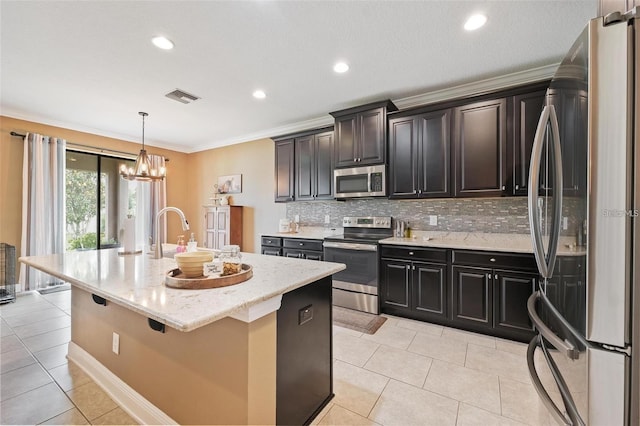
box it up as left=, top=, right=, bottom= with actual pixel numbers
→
left=165, top=89, right=200, bottom=104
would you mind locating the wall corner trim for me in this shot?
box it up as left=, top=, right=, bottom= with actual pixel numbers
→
left=67, top=342, right=178, bottom=426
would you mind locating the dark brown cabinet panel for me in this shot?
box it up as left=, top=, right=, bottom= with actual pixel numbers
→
left=381, top=248, right=448, bottom=322
left=494, top=270, right=537, bottom=333
left=452, top=266, right=493, bottom=327
left=454, top=98, right=508, bottom=197
left=275, top=139, right=295, bottom=202
left=389, top=110, right=451, bottom=199
left=381, top=259, right=411, bottom=309
left=413, top=262, right=447, bottom=318
left=294, top=131, right=334, bottom=201
left=331, top=101, right=397, bottom=168
left=512, top=91, right=546, bottom=195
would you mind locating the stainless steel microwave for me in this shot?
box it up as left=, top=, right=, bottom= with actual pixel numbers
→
left=334, top=164, right=386, bottom=198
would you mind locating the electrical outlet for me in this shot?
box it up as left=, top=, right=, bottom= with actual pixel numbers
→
left=324, top=215, right=330, bottom=224
left=112, top=332, right=120, bottom=355
left=429, top=215, right=438, bottom=226
left=562, top=217, right=568, bottom=230
left=294, top=215, right=300, bottom=223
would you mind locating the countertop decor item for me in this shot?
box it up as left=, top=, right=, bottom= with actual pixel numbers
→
left=165, top=264, right=253, bottom=289
left=174, top=251, right=213, bottom=277
left=119, top=112, right=166, bottom=182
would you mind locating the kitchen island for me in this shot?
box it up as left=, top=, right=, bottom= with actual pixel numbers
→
left=20, top=249, right=345, bottom=425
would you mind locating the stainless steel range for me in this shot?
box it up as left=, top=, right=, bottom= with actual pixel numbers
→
left=323, top=216, right=392, bottom=314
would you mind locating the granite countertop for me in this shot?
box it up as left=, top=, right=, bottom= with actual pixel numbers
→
left=263, top=226, right=343, bottom=240
left=20, top=249, right=345, bottom=332
left=380, top=231, right=586, bottom=256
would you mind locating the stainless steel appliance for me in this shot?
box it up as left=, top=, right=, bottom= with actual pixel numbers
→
left=334, top=164, right=386, bottom=198
left=526, top=9, right=638, bottom=425
left=323, top=216, right=393, bottom=314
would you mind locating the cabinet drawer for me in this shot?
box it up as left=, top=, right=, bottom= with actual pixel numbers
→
left=283, top=248, right=323, bottom=261
left=261, top=237, right=283, bottom=247
left=283, top=238, right=323, bottom=251
left=262, top=248, right=282, bottom=256
left=380, top=246, right=448, bottom=263
left=452, top=250, right=537, bottom=271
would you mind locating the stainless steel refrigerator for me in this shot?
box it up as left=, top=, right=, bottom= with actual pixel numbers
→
left=526, top=8, right=639, bottom=426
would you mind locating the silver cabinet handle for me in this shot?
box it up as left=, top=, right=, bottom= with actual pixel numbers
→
left=409, top=251, right=414, bottom=255
left=486, top=273, right=491, bottom=279
left=495, top=274, right=498, bottom=280
left=515, top=184, right=520, bottom=190
left=526, top=337, right=572, bottom=426
left=528, top=104, right=562, bottom=279
left=501, top=185, right=506, bottom=190
left=527, top=291, right=579, bottom=359
left=299, top=243, right=304, bottom=246
left=490, top=258, right=496, bottom=262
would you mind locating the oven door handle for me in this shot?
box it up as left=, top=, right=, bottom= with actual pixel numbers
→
left=322, top=241, right=378, bottom=251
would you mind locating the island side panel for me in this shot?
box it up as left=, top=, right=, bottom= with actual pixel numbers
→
left=70, top=287, right=276, bottom=425
left=276, top=275, right=333, bottom=425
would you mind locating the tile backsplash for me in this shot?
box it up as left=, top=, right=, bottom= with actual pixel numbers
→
left=285, top=197, right=585, bottom=235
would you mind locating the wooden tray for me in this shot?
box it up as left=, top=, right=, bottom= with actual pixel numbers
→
left=165, top=264, right=252, bottom=289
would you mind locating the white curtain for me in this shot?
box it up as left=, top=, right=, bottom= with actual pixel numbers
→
left=20, top=133, right=66, bottom=290
left=137, top=154, right=167, bottom=250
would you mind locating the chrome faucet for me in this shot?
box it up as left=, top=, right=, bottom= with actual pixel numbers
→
left=154, top=207, right=190, bottom=259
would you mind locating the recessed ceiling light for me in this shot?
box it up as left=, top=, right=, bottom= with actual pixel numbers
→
left=151, top=36, right=174, bottom=50
left=464, top=14, right=487, bottom=31
left=253, top=90, right=266, bottom=99
left=333, top=62, right=349, bottom=73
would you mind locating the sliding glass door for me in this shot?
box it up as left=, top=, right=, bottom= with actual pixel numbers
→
left=65, top=151, right=136, bottom=250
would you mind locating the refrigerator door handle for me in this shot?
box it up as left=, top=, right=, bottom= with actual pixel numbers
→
left=526, top=336, right=571, bottom=426
left=527, top=291, right=580, bottom=360
left=528, top=105, right=563, bottom=279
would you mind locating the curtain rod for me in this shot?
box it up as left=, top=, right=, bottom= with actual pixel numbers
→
left=10, top=131, right=170, bottom=162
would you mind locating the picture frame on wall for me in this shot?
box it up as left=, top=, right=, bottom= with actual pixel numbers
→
left=217, top=174, right=242, bottom=194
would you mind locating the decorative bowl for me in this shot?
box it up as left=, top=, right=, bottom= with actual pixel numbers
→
left=174, top=251, right=214, bottom=278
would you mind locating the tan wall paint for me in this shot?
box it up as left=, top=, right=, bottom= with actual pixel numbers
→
left=0, top=116, right=190, bottom=275
left=1, top=116, right=285, bottom=281
left=71, top=287, right=276, bottom=425
left=188, top=139, right=286, bottom=253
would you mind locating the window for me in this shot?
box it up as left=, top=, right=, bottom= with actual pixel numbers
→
left=65, top=151, right=137, bottom=250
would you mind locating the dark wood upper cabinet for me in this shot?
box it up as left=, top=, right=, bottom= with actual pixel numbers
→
left=276, top=129, right=334, bottom=202
left=331, top=100, right=397, bottom=168
left=512, top=91, right=546, bottom=196
left=389, top=110, right=451, bottom=199
left=313, top=131, right=334, bottom=200
left=275, top=139, right=295, bottom=202
left=454, top=98, right=508, bottom=197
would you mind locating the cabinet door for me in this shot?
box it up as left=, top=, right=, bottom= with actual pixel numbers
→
left=513, top=91, right=546, bottom=195
left=335, top=115, right=358, bottom=167
left=275, top=139, right=295, bottom=202
left=380, top=259, right=411, bottom=310
left=494, top=270, right=537, bottom=334
left=314, top=131, right=334, bottom=200
left=214, top=208, right=229, bottom=249
left=203, top=209, right=215, bottom=248
left=358, top=108, right=385, bottom=165
left=295, top=135, right=315, bottom=201
left=412, top=262, right=447, bottom=320
left=454, top=99, right=508, bottom=197
left=418, top=109, right=451, bottom=197
left=452, top=266, right=493, bottom=327
left=388, top=116, right=418, bottom=198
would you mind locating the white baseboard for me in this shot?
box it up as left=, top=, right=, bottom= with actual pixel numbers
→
left=67, top=342, right=178, bottom=425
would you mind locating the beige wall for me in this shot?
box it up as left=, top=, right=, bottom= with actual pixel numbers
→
left=71, top=287, right=276, bottom=424
left=1, top=116, right=286, bottom=283
left=188, top=139, right=286, bottom=253
left=0, top=116, right=191, bottom=272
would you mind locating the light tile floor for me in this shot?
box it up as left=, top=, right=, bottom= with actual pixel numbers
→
left=1, top=291, right=558, bottom=426
left=0, top=291, right=137, bottom=425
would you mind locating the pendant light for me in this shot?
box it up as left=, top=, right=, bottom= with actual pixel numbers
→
left=119, top=112, right=166, bottom=181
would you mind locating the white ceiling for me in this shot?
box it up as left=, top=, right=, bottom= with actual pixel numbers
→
left=1, top=0, right=597, bottom=153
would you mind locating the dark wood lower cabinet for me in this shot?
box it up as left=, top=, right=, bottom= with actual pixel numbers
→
left=380, top=254, right=448, bottom=324
left=381, top=246, right=539, bottom=342
left=451, top=266, right=493, bottom=327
